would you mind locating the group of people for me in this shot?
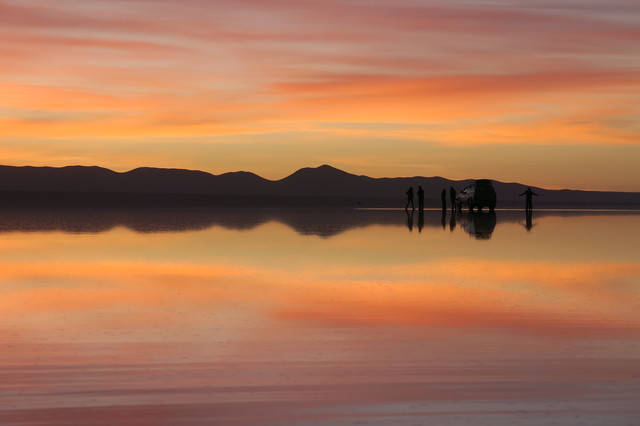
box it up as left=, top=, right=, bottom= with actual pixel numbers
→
left=405, top=186, right=457, bottom=211
left=404, top=185, right=539, bottom=211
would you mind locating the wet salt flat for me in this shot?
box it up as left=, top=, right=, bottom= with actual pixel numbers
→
left=1, top=209, right=639, bottom=425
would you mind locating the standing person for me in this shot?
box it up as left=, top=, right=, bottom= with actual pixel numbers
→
left=449, top=187, right=457, bottom=210
left=405, top=186, right=414, bottom=210
left=519, top=187, right=538, bottom=211
left=441, top=189, right=447, bottom=211
left=417, top=185, right=425, bottom=211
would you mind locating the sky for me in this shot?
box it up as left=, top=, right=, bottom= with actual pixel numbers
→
left=1, top=0, right=639, bottom=191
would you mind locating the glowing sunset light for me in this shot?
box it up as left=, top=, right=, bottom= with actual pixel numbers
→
left=1, top=0, right=639, bottom=190
left=1, top=213, right=639, bottom=424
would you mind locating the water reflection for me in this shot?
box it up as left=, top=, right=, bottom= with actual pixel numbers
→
left=1, top=211, right=639, bottom=425
left=449, top=209, right=457, bottom=232
left=0, top=208, right=636, bottom=238
left=405, top=208, right=414, bottom=232
left=523, top=209, right=536, bottom=232
left=456, top=211, right=497, bottom=240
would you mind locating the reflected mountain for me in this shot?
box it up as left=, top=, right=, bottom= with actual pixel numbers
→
left=0, top=208, right=636, bottom=238
left=0, top=208, right=407, bottom=237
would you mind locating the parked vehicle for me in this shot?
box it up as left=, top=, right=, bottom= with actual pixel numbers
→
left=455, top=180, right=497, bottom=212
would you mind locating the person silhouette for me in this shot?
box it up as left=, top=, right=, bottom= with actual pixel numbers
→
left=449, top=187, right=456, bottom=210
left=405, top=186, right=415, bottom=210
left=441, top=189, right=446, bottom=211
left=519, top=187, right=539, bottom=211
left=417, top=185, right=425, bottom=211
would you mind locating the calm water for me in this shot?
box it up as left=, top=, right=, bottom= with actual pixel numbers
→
left=1, top=209, right=639, bottom=425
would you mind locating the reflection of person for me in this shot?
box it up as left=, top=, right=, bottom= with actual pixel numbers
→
left=449, top=187, right=456, bottom=210
left=524, top=210, right=534, bottom=232
left=406, top=208, right=414, bottom=232
left=441, top=209, right=446, bottom=229
left=405, top=186, right=414, bottom=210
left=417, top=186, right=425, bottom=211
left=519, top=187, right=539, bottom=211
left=418, top=209, right=424, bottom=233
left=441, top=189, right=446, bottom=210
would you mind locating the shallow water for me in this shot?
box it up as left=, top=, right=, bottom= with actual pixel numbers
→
left=1, top=209, right=639, bottom=425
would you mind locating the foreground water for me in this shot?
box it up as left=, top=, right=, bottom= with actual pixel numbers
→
left=1, top=209, right=639, bottom=425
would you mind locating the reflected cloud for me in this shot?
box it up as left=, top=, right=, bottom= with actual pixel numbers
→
left=278, top=258, right=639, bottom=322
left=2, top=256, right=638, bottom=341
left=1, top=212, right=640, bottom=425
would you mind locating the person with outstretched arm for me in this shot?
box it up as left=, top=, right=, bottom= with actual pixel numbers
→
left=519, top=187, right=539, bottom=211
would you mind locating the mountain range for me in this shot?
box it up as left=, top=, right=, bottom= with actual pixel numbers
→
left=0, top=164, right=638, bottom=208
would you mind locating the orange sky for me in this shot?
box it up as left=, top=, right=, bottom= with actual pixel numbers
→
left=1, top=0, right=639, bottom=190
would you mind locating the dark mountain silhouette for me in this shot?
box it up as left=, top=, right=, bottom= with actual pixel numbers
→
left=273, top=165, right=376, bottom=197
left=0, top=165, right=270, bottom=194
left=0, top=164, right=637, bottom=208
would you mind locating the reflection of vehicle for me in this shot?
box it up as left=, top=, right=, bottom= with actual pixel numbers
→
left=457, top=211, right=497, bottom=240
left=455, top=180, right=496, bottom=212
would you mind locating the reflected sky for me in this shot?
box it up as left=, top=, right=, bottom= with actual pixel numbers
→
left=1, top=210, right=639, bottom=425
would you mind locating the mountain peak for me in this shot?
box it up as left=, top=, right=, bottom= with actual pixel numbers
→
left=284, top=164, right=353, bottom=179
left=316, top=164, right=341, bottom=171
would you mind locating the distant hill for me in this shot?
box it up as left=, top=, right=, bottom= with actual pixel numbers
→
left=0, top=164, right=638, bottom=208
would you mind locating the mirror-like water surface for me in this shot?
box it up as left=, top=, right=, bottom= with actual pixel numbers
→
left=1, top=209, right=639, bottom=425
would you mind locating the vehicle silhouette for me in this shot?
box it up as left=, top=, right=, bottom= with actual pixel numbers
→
left=455, top=180, right=497, bottom=212
left=456, top=210, right=497, bottom=239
